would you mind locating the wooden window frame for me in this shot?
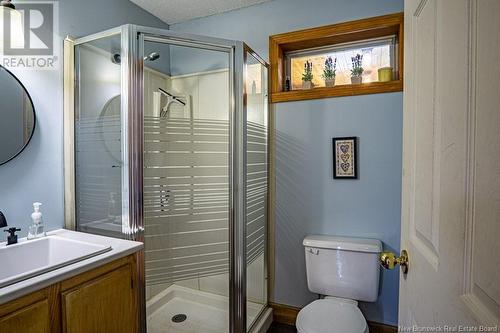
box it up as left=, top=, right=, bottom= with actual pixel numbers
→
left=269, top=13, right=404, bottom=103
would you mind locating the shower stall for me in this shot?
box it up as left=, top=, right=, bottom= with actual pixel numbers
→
left=64, top=25, right=270, bottom=333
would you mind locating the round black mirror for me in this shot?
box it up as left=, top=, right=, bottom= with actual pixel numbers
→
left=0, top=65, right=36, bottom=165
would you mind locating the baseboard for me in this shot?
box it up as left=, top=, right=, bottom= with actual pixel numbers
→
left=367, top=320, right=398, bottom=333
left=269, top=302, right=300, bottom=326
left=269, top=302, right=397, bottom=333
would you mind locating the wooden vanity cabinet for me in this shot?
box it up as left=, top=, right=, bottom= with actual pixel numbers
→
left=0, top=254, right=138, bottom=333
left=0, top=288, right=53, bottom=333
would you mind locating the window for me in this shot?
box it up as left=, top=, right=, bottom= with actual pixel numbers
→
left=287, top=37, right=396, bottom=90
left=269, top=13, right=404, bottom=103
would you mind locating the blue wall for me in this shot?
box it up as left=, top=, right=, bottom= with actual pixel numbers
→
left=172, top=0, right=403, bottom=325
left=273, top=94, right=402, bottom=325
left=0, top=1, right=168, bottom=235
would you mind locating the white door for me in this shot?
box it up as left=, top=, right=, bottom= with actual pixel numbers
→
left=400, top=0, right=500, bottom=330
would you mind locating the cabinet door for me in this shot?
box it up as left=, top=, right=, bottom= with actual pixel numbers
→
left=61, top=265, right=136, bottom=333
left=0, top=299, right=51, bottom=333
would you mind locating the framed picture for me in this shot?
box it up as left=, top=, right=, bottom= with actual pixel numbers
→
left=332, top=137, right=358, bottom=179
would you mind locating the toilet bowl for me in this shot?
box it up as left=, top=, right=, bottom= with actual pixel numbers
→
left=297, top=235, right=382, bottom=333
left=296, top=298, right=368, bottom=333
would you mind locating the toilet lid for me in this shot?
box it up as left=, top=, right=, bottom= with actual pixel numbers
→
left=296, top=299, right=367, bottom=333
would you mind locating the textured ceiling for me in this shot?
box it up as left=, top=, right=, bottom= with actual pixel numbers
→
left=130, top=0, right=272, bottom=25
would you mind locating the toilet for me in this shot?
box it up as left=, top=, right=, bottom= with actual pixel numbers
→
left=296, top=235, right=382, bottom=333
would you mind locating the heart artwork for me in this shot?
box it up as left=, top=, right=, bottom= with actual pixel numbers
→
left=339, top=144, right=350, bottom=154
left=340, top=153, right=350, bottom=162
left=333, top=137, right=357, bottom=179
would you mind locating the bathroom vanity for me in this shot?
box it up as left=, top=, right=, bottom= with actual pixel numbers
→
left=0, top=229, right=142, bottom=332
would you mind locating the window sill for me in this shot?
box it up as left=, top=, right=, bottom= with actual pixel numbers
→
left=270, top=80, right=403, bottom=103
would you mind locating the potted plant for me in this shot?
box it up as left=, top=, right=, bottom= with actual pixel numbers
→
left=350, top=54, right=364, bottom=84
left=322, top=56, right=337, bottom=87
left=302, top=60, right=314, bottom=89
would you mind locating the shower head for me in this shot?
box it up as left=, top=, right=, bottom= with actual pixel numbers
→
left=144, top=52, right=160, bottom=62
left=111, top=53, right=121, bottom=64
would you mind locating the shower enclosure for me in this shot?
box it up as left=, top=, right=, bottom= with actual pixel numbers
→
left=64, top=25, right=270, bottom=333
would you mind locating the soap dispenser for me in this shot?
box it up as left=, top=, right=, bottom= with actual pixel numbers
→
left=28, top=202, right=46, bottom=239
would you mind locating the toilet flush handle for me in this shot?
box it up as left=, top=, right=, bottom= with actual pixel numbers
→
left=307, top=247, right=319, bottom=255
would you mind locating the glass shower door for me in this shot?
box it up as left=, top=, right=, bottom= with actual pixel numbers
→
left=141, top=34, right=234, bottom=333
left=244, top=48, right=269, bottom=331
left=74, top=31, right=125, bottom=238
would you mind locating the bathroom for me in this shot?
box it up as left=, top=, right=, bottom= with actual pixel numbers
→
left=0, top=0, right=498, bottom=332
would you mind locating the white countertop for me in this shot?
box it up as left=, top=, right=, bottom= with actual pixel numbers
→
left=0, top=229, right=143, bottom=305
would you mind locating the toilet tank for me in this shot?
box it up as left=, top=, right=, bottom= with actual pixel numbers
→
left=303, top=235, right=382, bottom=302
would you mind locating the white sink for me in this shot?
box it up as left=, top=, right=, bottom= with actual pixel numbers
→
left=0, top=236, right=112, bottom=288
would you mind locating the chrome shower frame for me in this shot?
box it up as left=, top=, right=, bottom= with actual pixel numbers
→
left=65, top=24, right=270, bottom=333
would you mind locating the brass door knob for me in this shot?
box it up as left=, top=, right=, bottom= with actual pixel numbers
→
left=380, top=249, right=409, bottom=274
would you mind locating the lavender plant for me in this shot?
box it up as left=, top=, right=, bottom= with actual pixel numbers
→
left=350, top=54, right=364, bottom=77
left=322, top=56, right=337, bottom=80
left=302, top=60, right=313, bottom=82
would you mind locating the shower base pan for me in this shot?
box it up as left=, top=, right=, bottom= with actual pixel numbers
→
left=147, top=284, right=271, bottom=333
